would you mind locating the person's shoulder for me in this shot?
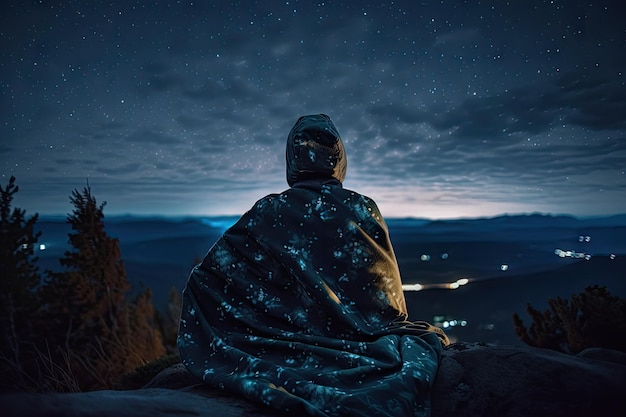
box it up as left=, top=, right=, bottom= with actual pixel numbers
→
left=341, top=187, right=379, bottom=207
left=222, top=192, right=288, bottom=233
left=253, top=191, right=285, bottom=204
left=247, top=190, right=291, bottom=214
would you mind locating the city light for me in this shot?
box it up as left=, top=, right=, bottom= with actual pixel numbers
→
left=401, top=283, right=423, bottom=291
left=402, top=277, right=471, bottom=291
left=437, top=317, right=468, bottom=329
left=554, top=248, right=591, bottom=260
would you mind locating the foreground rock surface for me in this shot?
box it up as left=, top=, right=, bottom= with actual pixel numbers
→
left=431, top=343, right=626, bottom=417
left=2, top=342, right=625, bottom=417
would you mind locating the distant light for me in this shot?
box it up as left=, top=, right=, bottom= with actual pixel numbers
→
left=440, top=252, right=449, bottom=260
left=420, top=254, right=431, bottom=261
left=610, top=254, right=616, bottom=260
left=554, top=248, right=589, bottom=259
left=449, top=282, right=460, bottom=290
left=456, top=278, right=469, bottom=286
left=22, top=243, right=28, bottom=250
left=401, top=283, right=423, bottom=291
left=39, top=244, right=46, bottom=251
left=438, top=318, right=468, bottom=329
left=486, top=324, right=495, bottom=330
left=500, top=264, right=508, bottom=271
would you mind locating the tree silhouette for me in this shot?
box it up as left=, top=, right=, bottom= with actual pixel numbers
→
left=155, top=286, right=182, bottom=356
left=129, top=287, right=166, bottom=363
left=513, top=285, right=626, bottom=354
left=44, top=184, right=164, bottom=390
left=0, top=176, right=42, bottom=388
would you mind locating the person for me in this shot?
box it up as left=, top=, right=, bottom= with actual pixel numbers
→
left=177, top=114, right=448, bottom=417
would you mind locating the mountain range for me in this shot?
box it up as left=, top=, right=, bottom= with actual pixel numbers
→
left=35, top=213, right=626, bottom=345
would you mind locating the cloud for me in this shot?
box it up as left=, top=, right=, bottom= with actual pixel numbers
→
left=368, top=65, right=626, bottom=148
left=557, top=69, right=626, bottom=130
left=353, top=66, right=626, bottom=216
left=96, top=162, right=143, bottom=176
left=433, top=28, right=480, bottom=47
left=125, top=129, right=182, bottom=145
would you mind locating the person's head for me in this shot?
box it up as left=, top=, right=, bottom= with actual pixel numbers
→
left=286, top=114, right=347, bottom=187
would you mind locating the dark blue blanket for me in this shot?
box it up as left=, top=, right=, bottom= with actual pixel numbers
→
left=178, top=181, right=447, bottom=416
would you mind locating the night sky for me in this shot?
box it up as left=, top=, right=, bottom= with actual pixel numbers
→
left=2, top=1, right=625, bottom=219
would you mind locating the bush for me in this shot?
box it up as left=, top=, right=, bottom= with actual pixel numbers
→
left=513, top=285, right=626, bottom=354
left=116, top=354, right=181, bottom=390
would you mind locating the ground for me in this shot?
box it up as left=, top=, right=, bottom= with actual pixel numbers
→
left=2, top=342, right=625, bottom=417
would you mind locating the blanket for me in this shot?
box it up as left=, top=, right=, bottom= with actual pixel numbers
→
left=178, top=182, right=447, bottom=417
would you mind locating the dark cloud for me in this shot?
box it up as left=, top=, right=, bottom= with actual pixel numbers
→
left=433, top=28, right=481, bottom=47
left=96, top=162, right=142, bottom=176
left=557, top=70, right=626, bottom=130
left=369, top=66, right=625, bottom=145
left=176, top=114, right=212, bottom=130
left=125, top=129, right=182, bottom=145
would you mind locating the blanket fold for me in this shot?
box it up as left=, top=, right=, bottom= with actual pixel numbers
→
left=178, top=183, right=446, bottom=417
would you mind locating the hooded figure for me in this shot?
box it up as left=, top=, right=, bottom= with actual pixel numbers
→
left=178, top=114, right=448, bottom=417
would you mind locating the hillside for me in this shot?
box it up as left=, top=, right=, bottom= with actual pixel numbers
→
left=35, top=213, right=626, bottom=344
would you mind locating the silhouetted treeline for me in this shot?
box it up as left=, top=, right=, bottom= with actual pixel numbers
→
left=514, top=285, right=626, bottom=354
left=0, top=177, right=181, bottom=392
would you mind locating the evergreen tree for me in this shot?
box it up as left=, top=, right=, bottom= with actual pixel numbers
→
left=129, top=288, right=167, bottom=362
left=0, top=176, right=42, bottom=379
left=45, top=184, right=164, bottom=390
left=513, top=285, right=626, bottom=354
left=155, top=286, right=182, bottom=356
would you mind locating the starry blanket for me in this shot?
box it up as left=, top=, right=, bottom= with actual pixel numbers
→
left=178, top=181, right=447, bottom=417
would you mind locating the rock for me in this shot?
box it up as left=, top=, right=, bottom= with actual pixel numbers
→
left=1, top=378, right=277, bottom=417
left=141, top=363, right=196, bottom=390
left=1, top=386, right=276, bottom=417
left=431, top=342, right=626, bottom=417
left=2, top=342, right=624, bottom=417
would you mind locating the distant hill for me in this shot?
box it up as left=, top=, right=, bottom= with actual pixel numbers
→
left=405, top=255, right=626, bottom=345
left=35, top=213, right=626, bottom=343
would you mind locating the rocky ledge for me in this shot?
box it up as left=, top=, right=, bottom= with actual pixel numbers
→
left=2, top=342, right=625, bottom=417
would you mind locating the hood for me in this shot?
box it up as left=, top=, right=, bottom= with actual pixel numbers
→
left=286, top=114, right=347, bottom=187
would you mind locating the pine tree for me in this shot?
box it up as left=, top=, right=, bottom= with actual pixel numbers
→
left=129, top=288, right=167, bottom=362
left=44, top=184, right=164, bottom=390
left=0, top=176, right=42, bottom=381
left=155, top=286, right=182, bottom=355
left=513, top=285, right=626, bottom=354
